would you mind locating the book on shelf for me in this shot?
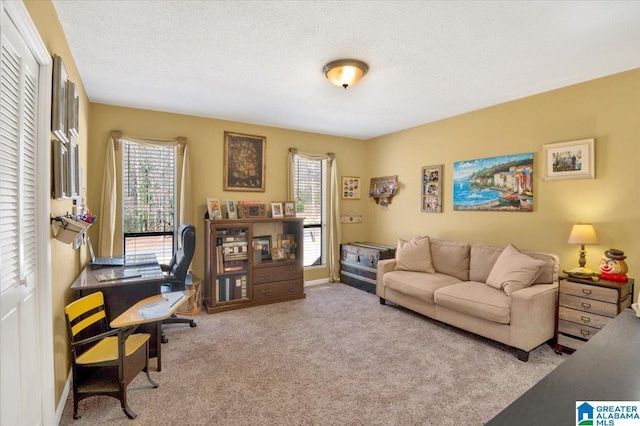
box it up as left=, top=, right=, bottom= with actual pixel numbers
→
left=223, top=260, right=245, bottom=272
left=238, top=200, right=262, bottom=205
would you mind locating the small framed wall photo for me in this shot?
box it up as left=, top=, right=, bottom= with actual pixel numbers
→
left=341, top=176, right=361, bottom=200
left=283, top=201, right=296, bottom=217
left=223, top=131, right=266, bottom=192
left=421, top=165, right=442, bottom=213
left=226, top=199, right=237, bottom=219
left=271, top=202, right=283, bottom=218
left=207, top=198, right=222, bottom=220
left=542, top=138, right=595, bottom=181
left=52, top=55, right=68, bottom=142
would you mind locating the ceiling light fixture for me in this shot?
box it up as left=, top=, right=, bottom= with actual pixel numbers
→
left=323, top=59, right=369, bottom=89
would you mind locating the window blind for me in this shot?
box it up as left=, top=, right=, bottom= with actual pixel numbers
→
left=293, top=155, right=326, bottom=266
left=122, top=141, right=175, bottom=261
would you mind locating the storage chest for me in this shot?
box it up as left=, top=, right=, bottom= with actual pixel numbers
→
left=339, top=242, right=396, bottom=294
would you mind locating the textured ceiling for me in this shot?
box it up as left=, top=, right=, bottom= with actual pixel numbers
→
left=52, top=1, right=640, bottom=140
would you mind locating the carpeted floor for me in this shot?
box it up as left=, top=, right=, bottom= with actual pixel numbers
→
left=59, top=283, right=565, bottom=425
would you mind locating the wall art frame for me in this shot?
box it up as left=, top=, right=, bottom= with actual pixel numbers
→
left=66, top=79, right=79, bottom=138
left=421, top=164, right=442, bottom=213
left=223, top=131, right=266, bottom=192
left=52, top=54, right=68, bottom=142
left=341, top=176, right=361, bottom=199
left=52, top=139, right=68, bottom=199
left=542, top=138, right=595, bottom=181
left=453, top=152, right=534, bottom=212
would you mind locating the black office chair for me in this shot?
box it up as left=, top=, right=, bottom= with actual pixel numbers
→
left=160, top=224, right=197, bottom=343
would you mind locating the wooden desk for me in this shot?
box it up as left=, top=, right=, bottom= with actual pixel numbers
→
left=110, top=291, right=190, bottom=328
left=486, top=309, right=640, bottom=425
left=70, top=263, right=168, bottom=369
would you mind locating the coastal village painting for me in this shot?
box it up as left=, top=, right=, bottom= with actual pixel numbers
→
left=453, top=153, right=534, bottom=212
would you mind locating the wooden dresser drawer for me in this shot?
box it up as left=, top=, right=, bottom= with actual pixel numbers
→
left=253, top=280, right=303, bottom=302
left=559, top=293, right=618, bottom=317
left=558, top=319, right=600, bottom=341
left=559, top=280, right=618, bottom=303
left=557, top=333, right=587, bottom=351
left=558, top=306, right=613, bottom=330
left=253, top=263, right=303, bottom=285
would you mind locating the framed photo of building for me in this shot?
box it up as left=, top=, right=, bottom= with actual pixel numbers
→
left=542, top=138, right=595, bottom=181
left=421, top=165, right=442, bottom=213
left=223, top=131, right=266, bottom=192
left=341, top=176, right=361, bottom=199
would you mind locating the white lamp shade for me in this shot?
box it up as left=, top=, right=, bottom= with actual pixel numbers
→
left=567, top=224, right=598, bottom=245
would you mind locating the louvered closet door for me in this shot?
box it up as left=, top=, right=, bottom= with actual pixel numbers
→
left=0, top=5, right=42, bottom=426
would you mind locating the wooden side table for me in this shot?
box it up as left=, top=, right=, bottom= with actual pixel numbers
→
left=555, top=275, right=634, bottom=354
left=178, top=274, right=203, bottom=315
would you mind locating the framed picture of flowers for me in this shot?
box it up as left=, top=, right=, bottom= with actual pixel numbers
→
left=223, top=131, right=266, bottom=192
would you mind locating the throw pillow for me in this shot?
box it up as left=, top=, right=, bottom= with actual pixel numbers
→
left=486, top=244, right=546, bottom=296
left=394, top=236, right=435, bottom=273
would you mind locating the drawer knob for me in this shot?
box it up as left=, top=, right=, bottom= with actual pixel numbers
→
left=580, top=329, right=591, bottom=337
left=582, top=289, right=592, bottom=295
left=582, top=302, right=591, bottom=309
left=581, top=316, right=591, bottom=323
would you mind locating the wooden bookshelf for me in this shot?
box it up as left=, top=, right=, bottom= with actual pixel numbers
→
left=203, top=217, right=305, bottom=313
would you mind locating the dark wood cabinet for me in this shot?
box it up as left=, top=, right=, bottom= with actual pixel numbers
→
left=204, top=218, right=305, bottom=313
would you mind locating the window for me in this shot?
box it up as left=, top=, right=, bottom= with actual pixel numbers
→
left=122, top=141, right=176, bottom=263
left=293, top=155, right=326, bottom=267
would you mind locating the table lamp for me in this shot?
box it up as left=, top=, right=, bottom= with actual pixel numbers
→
left=567, top=224, right=598, bottom=268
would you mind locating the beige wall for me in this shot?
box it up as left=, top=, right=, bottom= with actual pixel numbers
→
left=366, top=68, right=640, bottom=302
left=25, top=0, right=640, bottom=412
left=24, top=0, right=91, bottom=405
left=87, top=105, right=370, bottom=283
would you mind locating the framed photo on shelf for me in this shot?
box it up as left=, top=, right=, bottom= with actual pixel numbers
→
left=223, top=131, right=266, bottom=192
left=52, top=55, right=68, bottom=142
left=421, top=165, right=442, bottom=213
left=271, top=202, right=283, bottom=218
left=283, top=201, right=296, bottom=217
left=542, top=138, right=595, bottom=181
left=253, top=236, right=272, bottom=260
left=207, top=198, right=222, bottom=220
left=226, top=199, right=237, bottom=219
left=341, top=176, right=361, bottom=199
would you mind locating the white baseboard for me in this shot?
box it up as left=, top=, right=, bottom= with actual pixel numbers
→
left=55, top=372, right=72, bottom=424
left=304, top=278, right=331, bottom=287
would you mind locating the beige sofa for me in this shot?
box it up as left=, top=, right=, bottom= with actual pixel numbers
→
left=376, top=237, right=560, bottom=361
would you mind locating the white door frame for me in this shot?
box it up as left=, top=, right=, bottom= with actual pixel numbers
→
left=3, top=1, right=55, bottom=424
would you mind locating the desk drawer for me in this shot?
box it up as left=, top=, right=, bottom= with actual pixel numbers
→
left=559, top=293, right=617, bottom=317
left=253, top=280, right=303, bottom=302
left=559, top=280, right=618, bottom=303
left=253, top=264, right=303, bottom=285
left=558, top=319, right=600, bottom=341
left=558, top=306, right=613, bottom=330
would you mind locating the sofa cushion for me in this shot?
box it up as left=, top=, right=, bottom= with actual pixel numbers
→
left=384, top=271, right=461, bottom=304
left=434, top=281, right=511, bottom=324
left=470, top=244, right=559, bottom=285
left=429, top=238, right=470, bottom=281
left=394, top=236, right=435, bottom=273
left=486, top=244, right=546, bottom=296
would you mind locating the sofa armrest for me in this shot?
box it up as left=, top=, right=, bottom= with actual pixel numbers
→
left=509, top=282, right=559, bottom=351
left=376, top=258, right=396, bottom=298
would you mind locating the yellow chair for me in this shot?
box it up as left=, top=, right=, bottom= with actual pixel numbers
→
left=64, top=291, right=158, bottom=419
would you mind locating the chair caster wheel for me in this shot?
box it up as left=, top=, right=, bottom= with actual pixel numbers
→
left=161, top=335, right=168, bottom=344
left=190, top=322, right=196, bottom=328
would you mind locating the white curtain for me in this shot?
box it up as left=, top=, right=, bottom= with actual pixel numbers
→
left=99, top=131, right=192, bottom=256
left=287, top=148, right=341, bottom=282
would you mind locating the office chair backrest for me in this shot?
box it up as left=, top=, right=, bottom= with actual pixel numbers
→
left=169, top=224, right=196, bottom=285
